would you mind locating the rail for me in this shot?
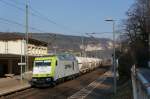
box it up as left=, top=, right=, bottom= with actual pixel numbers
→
left=131, top=65, right=150, bottom=99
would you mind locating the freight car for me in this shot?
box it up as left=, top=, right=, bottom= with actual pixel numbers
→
left=75, top=57, right=102, bottom=73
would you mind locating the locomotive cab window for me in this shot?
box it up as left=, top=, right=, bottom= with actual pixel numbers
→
left=35, top=60, right=51, bottom=67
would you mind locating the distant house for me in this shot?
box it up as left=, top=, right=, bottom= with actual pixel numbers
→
left=0, top=33, right=48, bottom=77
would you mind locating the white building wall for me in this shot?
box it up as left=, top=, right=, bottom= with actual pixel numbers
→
left=0, top=41, right=6, bottom=54
left=0, top=40, right=48, bottom=56
left=7, top=40, right=25, bottom=55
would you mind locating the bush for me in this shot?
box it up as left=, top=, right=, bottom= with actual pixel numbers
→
left=118, top=51, right=134, bottom=81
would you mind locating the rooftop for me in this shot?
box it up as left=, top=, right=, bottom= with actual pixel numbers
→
left=0, top=32, right=48, bottom=46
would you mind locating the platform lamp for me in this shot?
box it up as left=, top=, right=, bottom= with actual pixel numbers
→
left=105, top=19, right=116, bottom=94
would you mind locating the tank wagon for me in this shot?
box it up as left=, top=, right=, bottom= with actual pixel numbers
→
left=31, top=54, right=102, bottom=87
left=75, top=57, right=102, bottom=73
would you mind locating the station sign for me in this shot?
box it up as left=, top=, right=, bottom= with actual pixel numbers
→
left=18, top=63, right=26, bottom=66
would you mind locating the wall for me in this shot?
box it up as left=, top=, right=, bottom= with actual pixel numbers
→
left=0, top=40, right=48, bottom=56
left=0, top=41, right=6, bottom=54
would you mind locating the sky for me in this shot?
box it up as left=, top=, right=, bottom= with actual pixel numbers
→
left=0, top=0, right=134, bottom=38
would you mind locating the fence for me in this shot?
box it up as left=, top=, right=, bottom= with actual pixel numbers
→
left=131, top=65, right=150, bottom=99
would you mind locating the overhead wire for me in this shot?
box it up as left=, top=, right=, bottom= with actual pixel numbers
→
left=0, top=0, right=81, bottom=34
left=29, top=6, right=81, bottom=33
left=7, top=0, right=26, bottom=6
left=0, top=17, right=47, bottom=33
left=0, top=0, right=25, bottom=12
left=0, top=0, right=48, bottom=32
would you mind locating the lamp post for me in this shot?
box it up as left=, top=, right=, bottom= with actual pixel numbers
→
left=105, top=19, right=116, bottom=94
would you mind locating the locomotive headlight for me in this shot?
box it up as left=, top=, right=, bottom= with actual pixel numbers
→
left=46, top=78, right=51, bottom=81
left=32, top=78, right=37, bottom=81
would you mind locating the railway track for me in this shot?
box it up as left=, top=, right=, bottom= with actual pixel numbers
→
left=1, top=66, right=110, bottom=99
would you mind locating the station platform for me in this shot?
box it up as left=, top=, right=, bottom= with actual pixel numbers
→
left=85, top=72, right=113, bottom=99
left=0, top=76, right=31, bottom=96
left=68, top=70, right=114, bottom=99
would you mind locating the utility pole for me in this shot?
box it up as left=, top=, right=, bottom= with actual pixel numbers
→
left=25, top=0, right=29, bottom=72
left=81, top=35, right=84, bottom=57
left=20, top=39, right=23, bottom=81
left=54, top=35, right=57, bottom=54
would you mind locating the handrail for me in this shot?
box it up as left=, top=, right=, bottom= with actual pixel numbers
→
left=131, top=65, right=150, bottom=99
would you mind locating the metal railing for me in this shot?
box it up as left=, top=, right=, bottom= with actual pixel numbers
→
left=131, top=65, right=150, bottom=99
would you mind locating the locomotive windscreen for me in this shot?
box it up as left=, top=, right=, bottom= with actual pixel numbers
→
left=35, top=60, right=51, bottom=67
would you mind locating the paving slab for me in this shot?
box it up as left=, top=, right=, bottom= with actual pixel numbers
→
left=68, top=70, right=113, bottom=99
left=0, top=77, right=31, bottom=96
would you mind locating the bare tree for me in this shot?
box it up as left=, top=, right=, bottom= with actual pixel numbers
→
left=123, top=0, right=150, bottom=67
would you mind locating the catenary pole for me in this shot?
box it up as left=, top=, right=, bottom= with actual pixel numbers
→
left=25, top=0, right=29, bottom=72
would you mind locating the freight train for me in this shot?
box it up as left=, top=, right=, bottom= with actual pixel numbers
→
left=30, top=53, right=102, bottom=87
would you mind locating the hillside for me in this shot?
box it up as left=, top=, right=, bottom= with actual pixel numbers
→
left=29, top=33, right=113, bottom=51
left=29, top=33, right=114, bottom=58
left=0, top=32, right=113, bottom=58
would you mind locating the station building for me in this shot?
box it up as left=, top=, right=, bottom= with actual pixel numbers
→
left=0, top=33, right=48, bottom=77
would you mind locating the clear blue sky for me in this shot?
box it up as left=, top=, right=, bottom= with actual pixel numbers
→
left=0, top=0, right=134, bottom=38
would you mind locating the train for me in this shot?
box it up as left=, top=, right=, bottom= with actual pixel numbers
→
left=30, top=53, right=103, bottom=87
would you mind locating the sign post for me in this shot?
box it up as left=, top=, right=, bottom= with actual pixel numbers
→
left=18, top=63, right=26, bottom=81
